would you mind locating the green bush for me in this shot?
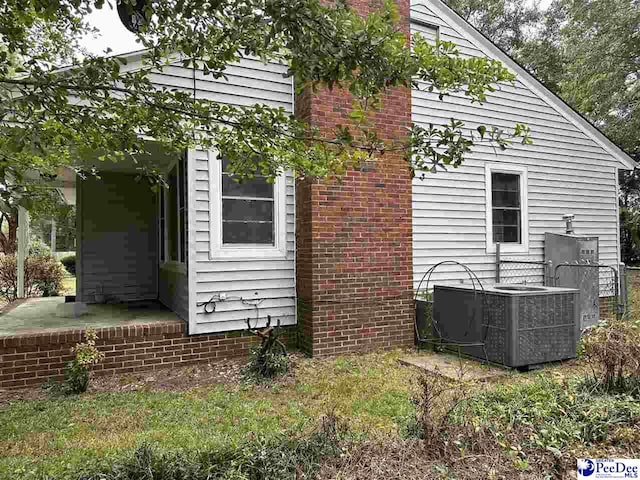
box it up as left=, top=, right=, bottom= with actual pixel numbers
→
left=244, top=343, right=290, bottom=380
left=243, top=317, right=289, bottom=381
left=50, top=426, right=340, bottom=480
left=453, top=375, right=640, bottom=450
left=60, top=254, right=76, bottom=276
left=43, top=329, right=105, bottom=396
left=28, top=238, right=52, bottom=257
left=0, top=254, right=65, bottom=301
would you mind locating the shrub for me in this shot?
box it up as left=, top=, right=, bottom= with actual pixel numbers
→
left=52, top=421, right=340, bottom=480
left=454, top=375, right=640, bottom=451
left=60, top=254, right=76, bottom=276
left=245, top=343, right=290, bottom=380
left=43, top=329, right=105, bottom=396
left=401, top=371, right=472, bottom=453
left=0, top=254, right=65, bottom=301
left=243, top=316, right=289, bottom=381
left=580, top=318, right=640, bottom=395
left=28, top=239, right=52, bottom=257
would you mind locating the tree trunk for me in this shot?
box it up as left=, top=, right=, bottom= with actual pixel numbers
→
left=0, top=212, right=18, bottom=255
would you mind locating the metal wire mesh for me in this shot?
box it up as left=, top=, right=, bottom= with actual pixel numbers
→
left=624, top=267, right=640, bottom=318
left=496, top=259, right=548, bottom=286
left=553, top=263, right=621, bottom=321
left=497, top=258, right=623, bottom=321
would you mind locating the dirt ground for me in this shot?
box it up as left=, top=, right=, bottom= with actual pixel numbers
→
left=0, top=353, right=307, bottom=407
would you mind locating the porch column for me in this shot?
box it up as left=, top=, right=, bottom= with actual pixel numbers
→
left=294, top=0, right=414, bottom=356
left=17, top=205, right=30, bottom=298
left=50, top=218, right=57, bottom=255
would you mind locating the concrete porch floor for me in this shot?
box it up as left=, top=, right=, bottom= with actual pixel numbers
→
left=0, top=297, right=181, bottom=336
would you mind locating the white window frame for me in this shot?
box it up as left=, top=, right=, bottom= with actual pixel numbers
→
left=485, top=163, right=529, bottom=254
left=209, top=149, right=287, bottom=259
left=160, top=154, right=187, bottom=273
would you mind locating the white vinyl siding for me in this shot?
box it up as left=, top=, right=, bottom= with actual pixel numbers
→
left=188, top=147, right=296, bottom=334
left=411, top=1, right=622, bottom=288
left=145, top=57, right=295, bottom=333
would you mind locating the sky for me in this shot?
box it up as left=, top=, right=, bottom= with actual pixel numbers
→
left=81, top=7, right=140, bottom=56
left=80, top=1, right=554, bottom=56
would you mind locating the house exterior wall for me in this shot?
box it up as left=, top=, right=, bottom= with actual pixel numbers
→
left=410, top=1, right=624, bottom=289
left=153, top=61, right=297, bottom=335
left=77, top=172, right=158, bottom=303
left=158, top=268, right=189, bottom=321
left=188, top=148, right=296, bottom=335
left=71, top=0, right=629, bottom=351
left=295, top=0, right=415, bottom=357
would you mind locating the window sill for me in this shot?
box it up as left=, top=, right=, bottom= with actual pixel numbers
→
left=486, top=242, right=529, bottom=254
left=160, top=261, right=187, bottom=274
left=209, top=245, right=287, bottom=260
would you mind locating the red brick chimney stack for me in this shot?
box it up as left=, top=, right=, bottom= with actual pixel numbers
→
left=295, top=0, right=414, bottom=356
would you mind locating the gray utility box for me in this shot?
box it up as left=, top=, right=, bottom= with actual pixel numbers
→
left=432, top=284, right=580, bottom=368
left=544, top=232, right=599, bottom=329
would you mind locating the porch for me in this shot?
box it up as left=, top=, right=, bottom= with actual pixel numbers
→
left=0, top=295, right=260, bottom=389
left=0, top=297, right=180, bottom=337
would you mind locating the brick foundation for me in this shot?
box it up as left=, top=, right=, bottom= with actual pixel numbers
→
left=295, top=0, right=414, bottom=356
left=0, top=321, right=293, bottom=389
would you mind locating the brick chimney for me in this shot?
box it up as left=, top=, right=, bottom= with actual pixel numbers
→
left=295, top=0, right=414, bottom=356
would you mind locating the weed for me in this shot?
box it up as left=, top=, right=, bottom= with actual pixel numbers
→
left=580, top=318, right=640, bottom=394
left=454, top=375, right=640, bottom=451
left=401, top=370, right=473, bottom=457
left=243, top=316, right=289, bottom=381
left=42, top=329, right=105, bottom=395
left=52, top=418, right=340, bottom=480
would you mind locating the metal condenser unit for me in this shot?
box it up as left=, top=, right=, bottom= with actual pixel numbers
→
left=432, top=284, right=580, bottom=369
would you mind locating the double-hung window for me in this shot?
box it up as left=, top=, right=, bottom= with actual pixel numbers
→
left=485, top=164, right=528, bottom=253
left=160, top=152, right=187, bottom=267
left=221, top=159, right=275, bottom=245
left=210, top=151, right=287, bottom=259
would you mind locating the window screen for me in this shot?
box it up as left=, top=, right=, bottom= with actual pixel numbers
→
left=160, top=152, right=187, bottom=264
left=179, top=153, right=187, bottom=262
left=221, top=159, right=274, bottom=245
left=491, top=172, right=521, bottom=243
left=159, top=187, right=166, bottom=262
left=167, top=164, right=179, bottom=261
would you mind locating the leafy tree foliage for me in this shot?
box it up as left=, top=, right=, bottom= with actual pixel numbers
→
left=448, top=0, right=640, bottom=262
left=559, top=0, right=639, bottom=159
left=446, top=0, right=544, bottom=53
left=0, top=0, right=531, bottom=213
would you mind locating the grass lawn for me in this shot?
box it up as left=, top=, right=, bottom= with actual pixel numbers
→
left=0, top=351, right=417, bottom=479
left=4, top=347, right=636, bottom=480
left=2, top=286, right=640, bottom=479
left=60, top=275, right=75, bottom=296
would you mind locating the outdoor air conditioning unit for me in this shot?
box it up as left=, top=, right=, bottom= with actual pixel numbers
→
left=432, top=284, right=580, bottom=369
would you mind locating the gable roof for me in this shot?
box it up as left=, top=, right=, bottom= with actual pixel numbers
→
left=421, top=0, right=636, bottom=170
left=75, top=6, right=637, bottom=171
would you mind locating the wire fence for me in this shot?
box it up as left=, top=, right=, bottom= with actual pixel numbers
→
left=496, top=253, right=624, bottom=321
left=496, top=259, right=548, bottom=286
